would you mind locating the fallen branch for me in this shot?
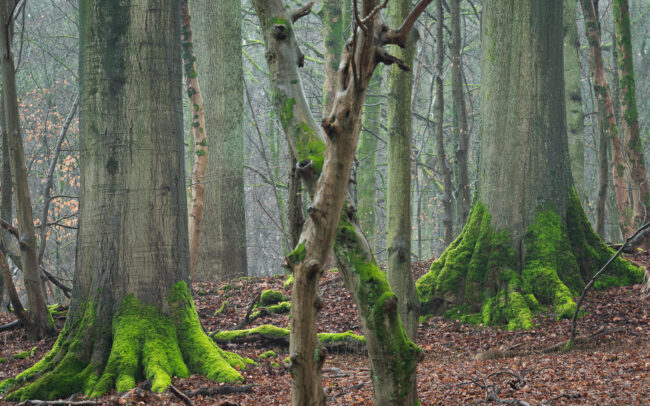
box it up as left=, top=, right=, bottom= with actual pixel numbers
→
left=235, top=289, right=262, bottom=329
left=539, top=392, right=581, bottom=405
left=182, top=384, right=254, bottom=398
left=40, top=267, right=71, bottom=299
left=568, top=221, right=650, bottom=348
left=169, top=384, right=194, bottom=406
left=0, top=319, right=21, bottom=332
left=544, top=326, right=625, bottom=353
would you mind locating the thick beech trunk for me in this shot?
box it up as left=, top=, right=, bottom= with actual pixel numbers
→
left=0, top=2, right=250, bottom=401
left=251, top=1, right=429, bottom=405
left=450, top=0, right=470, bottom=228
left=193, top=0, right=248, bottom=281
left=0, top=0, right=54, bottom=340
left=435, top=0, right=453, bottom=246
left=613, top=0, right=649, bottom=228
left=563, top=0, right=585, bottom=201
left=386, top=0, right=418, bottom=342
left=181, top=0, right=208, bottom=281
left=417, top=0, right=642, bottom=330
left=580, top=0, right=634, bottom=238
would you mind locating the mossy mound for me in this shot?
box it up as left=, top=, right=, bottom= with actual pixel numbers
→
left=260, top=289, right=287, bottom=306
left=0, top=282, right=253, bottom=401
left=416, top=192, right=643, bottom=330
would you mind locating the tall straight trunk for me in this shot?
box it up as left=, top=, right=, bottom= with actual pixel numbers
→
left=417, top=0, right=641, bottom=330
left=0, top=96, right=7, bottom=307
left=0, top=1, right=251, bottom=401
left=322, top=0, right=345, bottom=115
left=288, top=156, right=304, bottom=248
left=181, top=0, right=208, bottom=281
left=596, top=93, right=609, bottom=237
left=613, top=0, right=649, bottom=226
left=450, top=0, right=470, bottom=228
left=386, top=0, right=418, bottom=342
left=357, top=69, right=382, bottom=249
left=193, top=0, right=248, bottom=281
left=580, top=0, right=634, bottom=238
left=0, top=0, right=54, bottom=340
left=251, top=1, right=430, bottom=404
left=436, top=0, right=453, bottom=246
left=564, top=0, right=585, bottom=201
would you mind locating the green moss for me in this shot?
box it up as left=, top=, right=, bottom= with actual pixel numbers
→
left=283, top=274, right=294, bottom=289
left=211, top=325, right=290, bottom=342
left=270, top=361, right=280, bottom=368
left=258, top=350, right=276, bottom=360
left=266, top=301, right=291, bottom=314
left=295, top=123, right=326, bottom=174
left=260, top=289, right=287, bottom=306
left=318, top=331, right=365, bottom=345
left=13, top=347, right=37, bottom=360
left=287, top=242, right=305, bottom=265
left=0, top=358, right=6, bottom=364
left=214, top=301, right=227, bottom=316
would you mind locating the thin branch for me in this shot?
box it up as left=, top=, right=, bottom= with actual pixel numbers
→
left=291, top=1, right=315, bottom=22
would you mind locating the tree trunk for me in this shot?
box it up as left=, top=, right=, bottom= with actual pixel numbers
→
left=251, top=1, right=429, bottom=404
left=322, top=0, right=345, bottom=116
left=563, top=0, right=585, bottom=201
left=387, top=0, right=418, bottom=342
left=0, top=0, right=54, bottom=340
left=435, top=0, right=453, bottom=247
left=357, top=69, right=382, bottom=249
left=417, top=0, right=642, bottom=330
left=0, top=2, right=250, bottom=401
left=288, top=156, right=304, bottom=248
left=0, top=95, right=7, bottom=308
left=613, top=0, right=649, bottom=228
left=450, top=0, right=470, bottom=229
left=193, top=0, right=248, bottom=281
left=580, top=0, right=634, bottom=238
left=181, top=0, right=208, bottom=281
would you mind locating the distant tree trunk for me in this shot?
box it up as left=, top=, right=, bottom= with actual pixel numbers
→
left=357, top=69, right=382, bottom=249
left=193, top=0, right=248, bottom=281
left=0, top=2, right=250, bottom=401
left=436, top=0, right=453, bottom=246
left=0, top=0, right=54, bottom=340
left=580, top=0, right=634, bottom=238
left=181, top=0, right=208, bottom=281
left=0, top=96, right=7, bottom=307
left=417, top=0, right=641, bottom=330
left=386, top=0, right=418, bottom=342
left=322, top=0, right=345, bottom=115
left=564, top=0, right=585, bottom=201
left=596, top=95, right=609, bottom=237
left=450, top=0, right=470, bottom=228
left=613, top=0, right=649, bottom=227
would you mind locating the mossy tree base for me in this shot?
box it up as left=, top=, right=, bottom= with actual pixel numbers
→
left=0, top=282, right=252, bottom=402
left=416, top=192, right=643, bottom=329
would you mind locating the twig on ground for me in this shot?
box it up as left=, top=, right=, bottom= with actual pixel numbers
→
left=169, top=384, right=194, bottom=406
left=235, top=289, right=262, bottom=329
left=544, top=326, right=625, bottom=353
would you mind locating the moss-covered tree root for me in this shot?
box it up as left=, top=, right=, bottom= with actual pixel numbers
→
left=0, top=282, right=253, bottom=402
left=417, top=192, right=642, bottom=329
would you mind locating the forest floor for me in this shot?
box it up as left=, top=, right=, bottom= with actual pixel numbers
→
left=0, top=252, right=648, bottom=405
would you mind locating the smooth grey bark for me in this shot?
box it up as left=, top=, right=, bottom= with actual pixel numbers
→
left=193, top=0, right=248, bottom=281
left=386, top=0, right=418, bottom=341
left=564, top=0, right=585, bottom=201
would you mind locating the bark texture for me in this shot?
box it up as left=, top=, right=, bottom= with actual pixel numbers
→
left=251, top=1, right=429, bottom=404
left=0, top=0, right=54, bottom=340
left=416, top=0, right=642, bottom=329
left=181, top=0, right=208, bottom=281
left=435, top=0, right=453, bottom=246
left=613, top=0, right=649, bottom=228
left=450, top=0, right=470, bottom=229
left=193, top=0, right=248, bottom=281
left=322, top=0, right=345, bottom=115
left=580, top=0, right=634, bottom=238
left=563, top=0, right=585, bottom=201
left=386, top=0, right=418, bottom=341
left=0, top=2, right=249, bottom=400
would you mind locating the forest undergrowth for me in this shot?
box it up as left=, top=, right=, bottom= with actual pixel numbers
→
left=0, top=251, right=648, bottom=405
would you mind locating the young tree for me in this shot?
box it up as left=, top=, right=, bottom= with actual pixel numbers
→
left=251, top=1, right=431, bottom=404
left=0, top=0, right=55, bottom=340
left=450, top=0, right=470, bottom=228
left=613, top=0, right=649, bottom=229
left=0, top=2, right=250, bottom=400
left=417, top=0, right=642, bottom=329
left=193, top=0, right=248, bottom=281
left=386, top=0, right=418, bottom=340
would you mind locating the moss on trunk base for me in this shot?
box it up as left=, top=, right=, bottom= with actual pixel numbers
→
left=1, top=282, right=252, bottom=401
left=417, top=192, right=643, bottom=329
